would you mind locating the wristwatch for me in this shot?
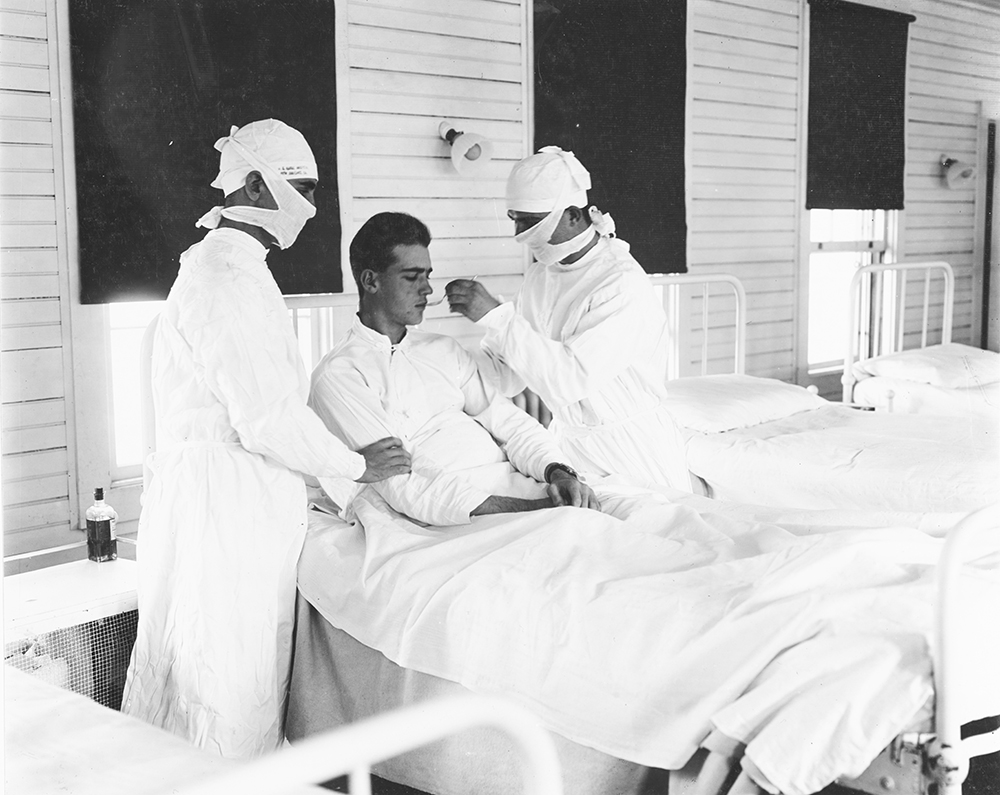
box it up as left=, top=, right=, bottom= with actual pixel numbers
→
left=544, top=462, right=579, bottom=483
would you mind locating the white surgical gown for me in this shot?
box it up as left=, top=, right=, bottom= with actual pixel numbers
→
left=478, top=236, right=691, bottom=490
left=309, top=318, right=566, bottom=526
left=121, top=228, right=366, bottom=759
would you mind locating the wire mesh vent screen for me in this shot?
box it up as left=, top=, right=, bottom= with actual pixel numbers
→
left=4, top=609, right=139, bottom=710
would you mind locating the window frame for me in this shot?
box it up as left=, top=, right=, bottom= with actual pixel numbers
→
left=804, top=209, right=899, bottom=375
left=795, top=0, right=911, bottom=388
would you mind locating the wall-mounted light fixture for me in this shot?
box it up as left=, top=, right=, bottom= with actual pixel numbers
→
left=439, top=121, right=493, bottom=176
left=941, top=155, right=977, bottom=190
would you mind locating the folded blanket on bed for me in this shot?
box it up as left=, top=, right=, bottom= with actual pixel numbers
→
left=297, top=485, right=1000, bottom=795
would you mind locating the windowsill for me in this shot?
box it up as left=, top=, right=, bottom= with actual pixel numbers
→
left=807, top=363, right=845, bottom=376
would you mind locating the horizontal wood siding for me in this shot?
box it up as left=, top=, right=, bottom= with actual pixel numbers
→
left=686, top=0, right=802, bottom=380
left=903, top=0, right=1000, bottom=345
left=343, top=0, right=527, bottom=349
left=687, top=0, right=999, bottom=379
left=1, top=0, right=77, bottom=555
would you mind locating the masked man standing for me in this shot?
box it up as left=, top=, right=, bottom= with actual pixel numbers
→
left=445, top=147, right=690, bottom=492
left=121, top=119, right=410, bottom=758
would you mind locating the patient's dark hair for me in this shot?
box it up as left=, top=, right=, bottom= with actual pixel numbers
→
left=350, top=212, right=431, bottom=292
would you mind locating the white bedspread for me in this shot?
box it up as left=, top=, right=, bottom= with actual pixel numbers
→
left=297, top=486, right=1000, bottom=795
left=682, top=404, right=998, bottom=512
left=852, top=375, right=1000, bottom=420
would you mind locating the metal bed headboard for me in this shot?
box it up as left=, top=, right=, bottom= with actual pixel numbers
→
left=649, top=272, right=747, bottom=377
left=176, top=693, right=562, bottom=795
left=842, top=261, right=955, bottom=403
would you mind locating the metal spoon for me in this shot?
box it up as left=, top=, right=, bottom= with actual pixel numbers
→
left=426, top=276, right=478, bottom=306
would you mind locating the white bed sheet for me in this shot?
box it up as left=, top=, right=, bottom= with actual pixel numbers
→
left=4, top=666, right=237, bottom=795
left=681, top=403, right=998, bottom=513
left=852, top=374, right=1000, bottom=420
left=286, top=596, right=649, bottom=795
left=3, top=665, right=336, bottom=795
left=296, top=487, right=1000, bottom=795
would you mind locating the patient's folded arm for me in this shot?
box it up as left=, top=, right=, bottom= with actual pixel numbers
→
left=470, top=495, right=553, bottom=516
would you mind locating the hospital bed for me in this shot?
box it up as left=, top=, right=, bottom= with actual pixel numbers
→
left=137, top=281, right=998, bottom=795
left=4, top=664, right=560, bottom=795
left=289, top=493, right=1000, bottom=795
left=648, top=273, right=997, bottom=514
left=841, top=261, right=1000, bottom=417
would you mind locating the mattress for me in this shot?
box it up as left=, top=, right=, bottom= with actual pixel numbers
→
left=852, top=375, right=1000, bottom=420
left=286, top=594, right=650, bottom=795
left=4, top=666, right=237, bottom=795
left=849, top=342, right=1000, bottom=419
left=681, top=403, right=997, bottom=512
left=296, top=491, right=1000, bottom=795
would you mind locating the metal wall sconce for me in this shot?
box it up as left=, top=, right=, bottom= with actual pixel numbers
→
left=941, top=155, right=977, bottom=189
left=439, top=121, right=493, bottom=176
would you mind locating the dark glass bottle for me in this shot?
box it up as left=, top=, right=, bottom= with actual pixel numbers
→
left=85, top=487, right=118, bottom=562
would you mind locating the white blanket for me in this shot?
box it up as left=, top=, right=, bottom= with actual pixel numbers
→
left=681, top=404, right=998, bottom=513
left=852, top=375, right=1000, bottom=420
left=297, top=486, right=1000, bottom=795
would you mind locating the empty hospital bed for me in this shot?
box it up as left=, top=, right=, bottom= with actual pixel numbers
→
left=841, top=261, right=1000, bottom=417
left=4, top=664, right=560, bottom=795
left=651, top=273, right=997, bottom=514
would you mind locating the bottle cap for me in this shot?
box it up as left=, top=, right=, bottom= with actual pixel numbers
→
left=94, top=487, right=104, bottom=500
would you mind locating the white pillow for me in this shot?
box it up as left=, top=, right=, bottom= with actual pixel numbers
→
left=852, top=343, right=1000, bottom=388
left=663, top=374, right=828, bottom=433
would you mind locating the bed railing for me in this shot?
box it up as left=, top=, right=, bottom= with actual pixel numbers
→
left=842, top=261, right=955, bottom=403
left=175, top=694, right=563, bottom=795
left=693, top=503, right=1000, bottom=795
left=511, top=272, right=747, bottom=423
left=929, top=502, right=1000, bottom=795
left=650, top=272, right=747, bottom=378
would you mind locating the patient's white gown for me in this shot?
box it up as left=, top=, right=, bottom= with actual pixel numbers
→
left=121, top=228, right=365, bottom=759
left=476, top=235, right=691, bottom=491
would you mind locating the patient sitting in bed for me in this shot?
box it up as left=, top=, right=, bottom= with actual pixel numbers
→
left=308, top=211, right=601, bottom=525
left=299, top=214, right=1000, bottom=795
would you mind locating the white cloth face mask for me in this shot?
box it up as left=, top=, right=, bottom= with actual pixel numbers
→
left=197, top=140, right=316, bottom=250
left=514, top=204, right=566, bottom=266
left=515, top=205, right=597, bottom=266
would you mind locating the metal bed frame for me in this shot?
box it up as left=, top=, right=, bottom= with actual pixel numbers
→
left=177, top=694, right=562, bottom=795
left=841, top=261, right=955, bottom=406
left=650, top=272, right=747, bottom=377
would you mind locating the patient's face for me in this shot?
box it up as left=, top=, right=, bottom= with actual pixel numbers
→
left=376, top=244, right=434, bottom=329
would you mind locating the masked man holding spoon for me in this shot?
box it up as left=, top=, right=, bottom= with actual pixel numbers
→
left=445, top=146, right=692, bottom=492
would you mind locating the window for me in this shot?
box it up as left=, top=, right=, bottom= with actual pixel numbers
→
left=109, top=302, right=163, bottom=476
left=806, top=209, right=896, bottom=373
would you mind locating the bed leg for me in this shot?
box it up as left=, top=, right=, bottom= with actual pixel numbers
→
left=695, top=751, right=739, bottom=795
left=726, top=770, right=765, bottom=795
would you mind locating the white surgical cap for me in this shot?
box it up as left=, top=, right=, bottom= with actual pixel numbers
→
left=211, top=119, right=318, bottom=197
left=505, top=146, right=591, bottom=213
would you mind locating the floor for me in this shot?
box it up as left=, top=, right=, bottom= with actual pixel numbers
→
left=319, top=751, right=1000, bottom=795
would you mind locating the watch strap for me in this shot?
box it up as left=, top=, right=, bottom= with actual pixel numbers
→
left=544, top=462, right=579, bottom=483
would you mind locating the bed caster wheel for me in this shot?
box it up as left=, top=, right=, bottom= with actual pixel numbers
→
left=927, top=738, right=968, bottom=789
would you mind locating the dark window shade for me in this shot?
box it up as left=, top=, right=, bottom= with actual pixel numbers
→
left=807, top=0, right=915, bottom=210
left=534, top=0, right=686, bottom=273
left=71, top=0, right=342, bottom=304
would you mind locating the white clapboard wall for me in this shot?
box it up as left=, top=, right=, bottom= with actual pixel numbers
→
left=686, top=0, right=802, bottom=380
left=1, top=0, right=78, bottom=559
left=903, top=0, right=998, bottom=347
left=684, top=0, right=1000, bottom=378
left=4, top=0, right=1000, bottom=557
left=343, top=0, right=529, bottom=352
left=0, top=0, right=531, bottom=559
